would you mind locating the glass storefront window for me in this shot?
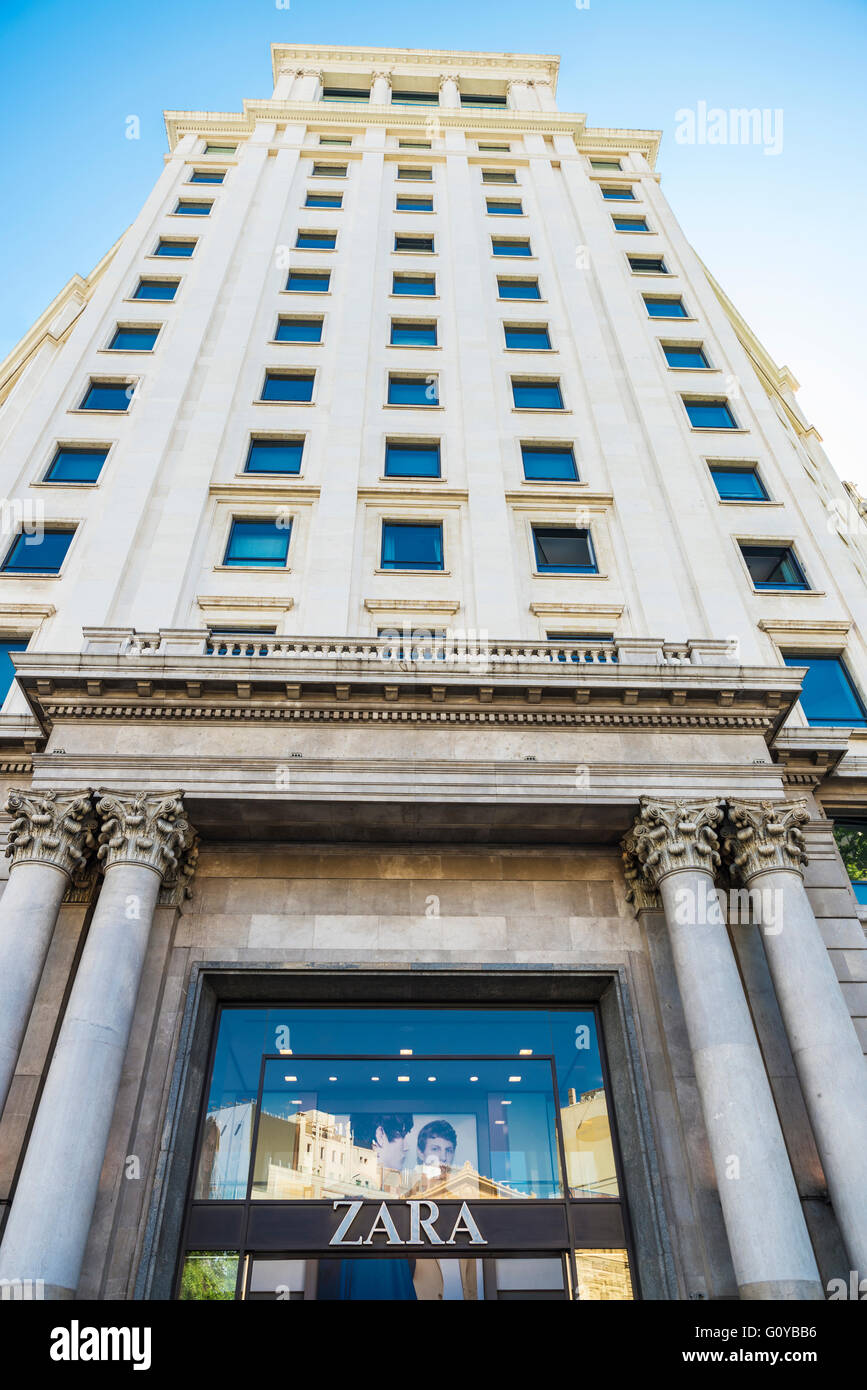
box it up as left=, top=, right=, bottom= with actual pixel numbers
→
left=245, top=1255, right=571, bottom=1301
left=574, top=1248, right=634, bottom=1301
left=178, top=1250, right=239, bottom=1300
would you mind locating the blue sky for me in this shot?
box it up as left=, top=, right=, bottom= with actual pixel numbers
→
left=1, top=0, right=864, bottom=481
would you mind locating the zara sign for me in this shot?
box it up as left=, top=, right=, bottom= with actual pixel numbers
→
left=330, top=1199, right=487, bottom=1247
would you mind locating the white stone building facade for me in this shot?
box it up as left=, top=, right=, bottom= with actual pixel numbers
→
left=0, top=44, right=865, bottom=1303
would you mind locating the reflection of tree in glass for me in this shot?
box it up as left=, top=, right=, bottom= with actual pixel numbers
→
left=178, top=1250, right=238, bottom=1300
left=833, top=824, right=867, bottom=882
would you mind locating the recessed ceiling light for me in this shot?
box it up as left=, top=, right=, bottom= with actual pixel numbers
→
left=427, top=1076, right=437, bottom=1082
left=279, top=1049, right=292, bottom=1056
left=519, top=1049, right=533, bottom=1056
left=400, top=1049, right=413, bottom=1055
left=284, top=1075, right=297, bottom=1082
left=469, top=1076, right=479, bottom=1082
left=495, top=1119, right=505, bottom=1125
left=371, top=1076, right=380, bottom=1081
left=328, top=1076, right=337, bottom=1082
left=501, top=1100, right=511, bottom=1105
left=291, top=1099, right=301, bottom=1105
left=508, top=1076, right=521, bottom=1083
left=397, top=1075, right=410, bottom=1082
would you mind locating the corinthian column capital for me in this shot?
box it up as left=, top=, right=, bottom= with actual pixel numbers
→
left=4, top=788, right=97, bottom=879
left=723, top=798, right=809, bottom=881
left=95, top=789, right=198, bottom=886
left=624, top=797, right=724, bottom=890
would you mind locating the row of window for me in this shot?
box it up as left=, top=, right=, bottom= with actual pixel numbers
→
left=196, top=137, right=629, bottom=174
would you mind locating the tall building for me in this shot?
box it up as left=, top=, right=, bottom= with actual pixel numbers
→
left=0, top=43, right=865, bottom=1304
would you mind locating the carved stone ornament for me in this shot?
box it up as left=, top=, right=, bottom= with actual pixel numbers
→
left=438, top=73, right=460, bottom=91
left=624, top=797, right=725, bottom=891
left=621, top=828, right=661, bottom=911
left=95, top=790, right=198, bottom=887
left=371, top=70, right=392, bottom=85
left=4, top=788, right=97, bottom=879
left=724, top=798, right=809, bottom=881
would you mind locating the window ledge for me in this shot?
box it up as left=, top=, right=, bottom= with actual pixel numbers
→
left=292, top=246, right=336, bottom=254
left=665, top=366, right=720, bottom=373
left=280, top=290, right=332, bottom=297
left=30, top=480, right=99, bottom=489
left=379, top=475, right=445, bottom=483
left=390, top=294, right=440, bottom=301
left=498, top=297, right=548, bottom=304
left=511, top=407, right=572, bottom=415
left=268, top=339, right=323, bottom=347
left=145, top=253, right=197, bottom=261
left=751, top=587, right=825, bottom=597
left=66, top=408, right=132, bottom=417
left=97, top=347, right=156, bottom=355
left=0, top=571, right=63, bottom=580
left=255, top=399, right=317, bottom=407
left=492, top=255, right=537, bottom=262
left=374, top=568, right=451, bottom=576
left=614, top=228, right=655, bottom=234
left=120, top=297, right=178, bottom=305
left=504, top=348, right=557, bottom=354
left=213, top=565, right=292, bottom=573
left=532, top=571, right=606, bottom=580
left=717, top=499, right=782, bottom=507
left=688, top=426, right=750, bottom=434
left=392, top=250, right=437, bottom=257
left=646, top=314, right=697, bottom=322
left=387, top=343, right=441, bottom=350
left=383, top=403, right=444, bottom=411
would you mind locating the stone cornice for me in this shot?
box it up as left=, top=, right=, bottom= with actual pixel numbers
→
left=4, top=787, right=97, bottom=879
left=723, top=797, right=810, bottom=880
left=269, top=44, right=561, bottom=90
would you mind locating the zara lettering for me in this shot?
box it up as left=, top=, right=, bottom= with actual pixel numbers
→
left=330, top=1199, right=487, bottom=1247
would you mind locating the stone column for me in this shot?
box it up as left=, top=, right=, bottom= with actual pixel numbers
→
left=726, top=798, right=867, bottom=1273
left=533, top=78, right=558, bottom=112
left=0, top=790, right=197, bottom=1299
left=293, top=68, right=323, bottom=103
left=439, top=74, right=461, bottom=109
left=507, top=79, right=538, bottom=111
left=370, top=70, right=392, bottom=105
left=625, top=798, right=823, bottom=1300
left=272, top=66, right=300, bottom=101
left=0, top=789, right=96, bottom=1117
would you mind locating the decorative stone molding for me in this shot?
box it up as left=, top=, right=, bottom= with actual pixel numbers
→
left=4, top=788, right=96, bottom=879
left=438, top=73, right=460, bottom=90
left=95, top=790, right=198, bottom=888
left=371, top=70, right=392, bottom=85
left=724, top=798, right=809, bottom=880
left=623, top=797, right=725, bottom=890
left=621, top=829, right=661, bottom=911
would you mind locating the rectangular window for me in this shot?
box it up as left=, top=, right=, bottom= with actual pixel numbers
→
left=663, top=345, right=709, bottom=369
left=245, top=438, right=304, bottom=475
left=394, top=234, right=435, bottom=253
left=79, top=381, right=133, bottom=411
left=512, top=379, right=563, bottom=410
left=305, top=193, right=343, bottom=209
left=591, top=159, right=621, bottom=171
left=479, top=142, right=510, bottom=153
left=396, top=196, right=434, bottom=212
left=311, top=163, right=348, bottom=178
left=832, top=822, right=867, bottom=898
left=390, top=320, right=437, bottom=346
left=612, top=217, right=649, bottom=232
left=45, top=446, right=108, bottom=484
left=709, top=464, right=767, bottom=501
left=319, top=137, right=351, bottom=146
left=133, top=278, right=178, bottom=300
left=740, top=544, right=808, bottom=590
left=274, top=317, right=323, bottom=343
left=108, top=326, right=159, bottom=351
left=601, top=187, right=635, bottom=201
left=487, top=200, right=523, bottom=216
left=398, top=140, right=431, bottom=149
left=2, top=528, right=75, bottom=574
left=462, top=93, right=508, bottom=108
left=174, top=200, right=212, bottom=216
left=223, top=518, right=290, bottom=568
left=784, top=656, right=867, bottom=728
left=521, top=444, right=578, bottom=481
left=628, top=255, right=667, bottom=274
left=384, top=441, right=441, bottom=478
left=393, top=273, right=435, bottom=296
left=532, top=526, right=596, bottom=573
left=204, top=144, right=236, bottom=155
left=296, top=231, right=336, bottom=249
left=381, top=521, right=444, bottom=570
left=155, top=239, right=195, bottom=257
left=388, top=375, right=438, bottom=406
left=684, top=398, right=737, bottom=429
left=505, top=325, right=551, bottom=350
left=285, top=271, right=331, bottom=293
left=396, top=166, right=433, bottom=181
left=261, top=372, right=315, bottom=403
left=492, top=238, right=532, bottom=257
left=321, top=88, right=368, bottom=104
left=189, top=170, right=225, bottom=184
left=391, top=90, right=439, bottom=106
left=482, top=169, right=518, bottom=184
left=0, top=639, right=28, bottom=700
left=498, top=278, right=541, bottom=300
left=645, top=296, right=687, bottom=318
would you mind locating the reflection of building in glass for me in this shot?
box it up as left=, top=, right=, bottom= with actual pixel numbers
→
left=561, top=1090, right=619, bottom=1198
left=407, top=1160, right=531, bottom=1201
left=253, top=1109, right=402, bottom=1200
left=198, top=1102, right=256, bottom=1200
left=574, top=1248, right=634, bottom=1300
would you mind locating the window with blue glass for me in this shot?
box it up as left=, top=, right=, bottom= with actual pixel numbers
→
left=134, top=278, right=178, bottom=301
left=395, top=234, right=434, bottom=253
left=306, top=193, right=343, bottom=209
left=79, top=381, right=133, bottom=411
left=498, top=278, right=541, bottom=300
left=296, top=231, right=336, bottom=249
left=784, top=655, right=867, bottom=728
left=384, top=441, right=441, bottom=477
left=390, top=321, right=437, bottom=346
left=381, top=521, right=444, bottom=570
left=601, top=187, right=635, bottom=201
left=683, top=398, right=737, bottom=429
left=44, top=446, right=108, bottom=484
left=709, top=465, right=767, bottom=501
left=521, top=444, right=578, bottom=481
left=2, top=528, right=75, bottom=574
left=644, top=297, right=686, bottom=318
left=628, top=256, right=667, bottom=274
left=612, top=217, right=649, bottom=232
left=285, top=270, right=331, bottom=293
left=223, top=519, right=291, bottom=568
left=260, top=373, right=315, bottom=403
left=174, top=201, right=212, bottom=216
left=108, top=326, right=159, bottom=351
left=0, top=639, right=27, bottom=699
left=388, top=375, right=438, bottom=406
left=155, top=239, right=195, bottom=257
left=663, top=345, right=709, bottom=369
left=505, top=325, right=551, bottom=350
left=396, top=196, right=434, bottom=212
left=189, top=170, right=224, bottom=184
left=512, top=379, right=563, bottom=410
left=393, top=274, right=435, bottom=296
left=275, top=318, right=323, bottom=343
left=832, top=822, right=867, bottom=901
left=532, top=526, right=596, bottom=574
left=741, top=544, right=808, bottom=590
left=492, top=238, right=532, bottom=257
left=487, top=200, right=523, bottom=216
left=245, top=438, right=304, bottom=475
